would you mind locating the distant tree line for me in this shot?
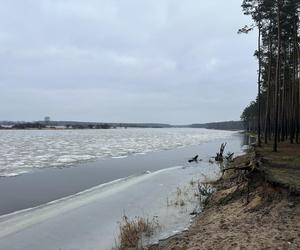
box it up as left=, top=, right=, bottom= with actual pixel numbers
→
left=190, top=121, right=244, bottom=130
left=240, top=0, right=300, bottom=151
left=0, top=122, right=112, bottom=130
left=11, top=122, right=46, bottom=129
left=0, top=121, right=175, bottom=129
left=0, top=120, right=245, bottom=130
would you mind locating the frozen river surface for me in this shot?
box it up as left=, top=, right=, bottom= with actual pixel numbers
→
left=0, top=129, right=246, bottom=250
left=0, top=128, right=234, bottom=177
left=0, top=164, right=220, bottom=250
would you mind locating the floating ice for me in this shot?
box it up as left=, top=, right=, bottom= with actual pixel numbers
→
left=0, top=128, right=235, bottom=177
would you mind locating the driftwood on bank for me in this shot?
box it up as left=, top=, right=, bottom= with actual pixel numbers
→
left=225, top=152, right=234, bottom=161
left=188, top=155, right=199, bottom=163
left=222, top=160, right=258, bottom=174
left=215, top=143, right=227, bottom=162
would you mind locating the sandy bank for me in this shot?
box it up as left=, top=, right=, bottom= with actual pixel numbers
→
left=149, top=150, right=300, bottom=250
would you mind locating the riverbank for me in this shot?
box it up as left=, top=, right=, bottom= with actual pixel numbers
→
left=149, top=144, right=300, bottom=250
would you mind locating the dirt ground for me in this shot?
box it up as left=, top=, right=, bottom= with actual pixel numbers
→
left=149, top=151, right=300, bottom=250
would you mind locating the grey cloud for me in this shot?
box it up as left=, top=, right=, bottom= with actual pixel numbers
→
left=0, top=0, right=257, bottom=124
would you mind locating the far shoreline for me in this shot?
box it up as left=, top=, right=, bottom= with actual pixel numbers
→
left=0, top=120, right=244, bottom=131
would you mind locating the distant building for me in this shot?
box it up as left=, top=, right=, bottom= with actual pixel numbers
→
left=0, top=125, right=14, bottom=129
left=44, top=116, right=51, bottom=124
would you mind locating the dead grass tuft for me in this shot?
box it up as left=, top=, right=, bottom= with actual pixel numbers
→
left=118, top=215, right=160, bottom=250
left=189, top=178, right=196, bottom=186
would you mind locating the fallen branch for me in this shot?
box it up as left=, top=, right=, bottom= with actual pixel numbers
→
left=215, top=143, right=227, bottom=162
left=188, top=155, right=199, bottom=163
left=222, top=160, right=258, bottom=175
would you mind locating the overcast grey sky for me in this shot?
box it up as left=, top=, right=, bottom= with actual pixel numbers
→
left=0, top=0, right=257, bottom=124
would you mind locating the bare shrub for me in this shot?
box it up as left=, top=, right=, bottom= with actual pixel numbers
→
left=189, top=178, right=196, bottom=186
left=198, top=182, right=214, bottom=197
left=176, top=187, right=182, bottom=196
left=197, top=181, right=215, bottom=208
left=118, top=215, right=159, bottom=250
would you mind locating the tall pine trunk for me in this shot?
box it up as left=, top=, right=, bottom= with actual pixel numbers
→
left=257, top=21, right=262, bottom=147
left=274, top=0, right=282, bottom=152
left=264, top=28, right=273, bottom=144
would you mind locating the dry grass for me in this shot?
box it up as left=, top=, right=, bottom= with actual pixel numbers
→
left=176, top=187, right=182, bottom=196
left=165, top=179, right=208, bottom=209
left=174, top=199, right=186, bottom=207
left=117, top=215, right=160, bottom=250
left=256, top=142, right=300, bottom=191
left=170, top=184, right=197, bottom=208
left=189, top=178, right=196, bottom=186
left=257, top=142, right=300, bottom=165
left=167, top=178, right=215, bottom=209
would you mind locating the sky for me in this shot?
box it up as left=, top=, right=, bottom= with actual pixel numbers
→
left=0, top=0, right=258, bottom=124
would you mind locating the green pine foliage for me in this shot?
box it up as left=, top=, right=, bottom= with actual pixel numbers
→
left=240, top=0, right=300, bottom=151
